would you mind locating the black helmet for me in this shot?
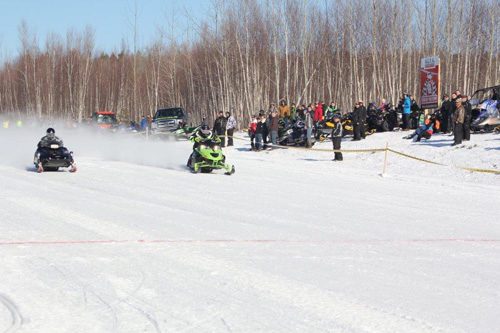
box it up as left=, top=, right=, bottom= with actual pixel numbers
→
left=46, top=128, right=55, bottom=138
left=200, top=124, right=211, bottom=136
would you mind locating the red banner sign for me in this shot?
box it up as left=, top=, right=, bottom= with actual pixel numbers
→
left=420, top=56, right=440, bottom=109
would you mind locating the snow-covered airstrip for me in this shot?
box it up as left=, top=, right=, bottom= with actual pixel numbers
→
left=1, top=127, right=499, bottom=332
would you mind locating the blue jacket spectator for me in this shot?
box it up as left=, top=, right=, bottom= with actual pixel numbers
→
left=403, top=96, right=411, bottom=114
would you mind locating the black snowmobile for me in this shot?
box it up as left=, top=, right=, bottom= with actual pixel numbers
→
left=315, top=111, right=339, bottom=141
left=34, top=142, right=77, bottom=173
left=366, top=103, right=392, bottom=132
left=277, top=118, right=315, bottom=147
left=341, top=112, right=375, bottom=137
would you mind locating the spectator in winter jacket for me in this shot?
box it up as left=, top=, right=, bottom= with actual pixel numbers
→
left=402, top=93, right=411, bottom=130
left=325, top=102, right=338, bottom=119
left=404, top=122, right=433, bottom=141
left=213, top=111, right=227, bottom=147
left=201, top=114, right=209, bottom=126
left=410, top=95, right=419, bottom=112
left=321, top=101, right=327, bottom=116
left=352, top=102, right=362, bottom=141
left=416, top=121, right=434, bottom=142
left=140, top=116, right=147, bottom=131
left=462, top=95, right=472, bottom=141
left=314, top=101, right=323, bottom=123
left=450, top=93, right=458, bottom=132
left=304, top=107, right=314, bottom=144
left=296, top=105, right=305, bottom=120
left=268, top=103, right=277, bottom=115
left=278, top=100, right=290, bottom=119
left=268, top=110, right=279, bottom=145
left=440, top=95, right=452, bottom=133
left=331, top=114, right=343, bottom=161
left=452, top=99, right=465, bottom=145
left=255, top=116, right=265, bottom=151
left=226, top=111, right=237, bottom=146
left=290, top=103, right=297, bottom=121
left=358, top=100, right=367, bottom=139
left=380, top=98, right=386, bottom=110
left=248, top=115, right=257, bottom=150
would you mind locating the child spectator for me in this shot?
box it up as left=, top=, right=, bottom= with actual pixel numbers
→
left=248, top=115, right=257, bottom=150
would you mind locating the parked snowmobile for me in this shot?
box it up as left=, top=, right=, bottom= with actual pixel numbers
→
left=315, top=113, right=339, bottom=141
left=470, top=99, right=500, bottom=132
left=187, top=139, right=235, bottom=174
left=383, top=103, right=400, bottom=130
left=277, top=118, right=315, bottom=147
left=341, top=112, right=375, bottom=137
left=366, top=104, right=391, bottom=132
left=467, top=85, right=500, bottom=132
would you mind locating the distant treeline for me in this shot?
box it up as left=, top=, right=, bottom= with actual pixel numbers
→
left=0, top=0, right=499, bottom=126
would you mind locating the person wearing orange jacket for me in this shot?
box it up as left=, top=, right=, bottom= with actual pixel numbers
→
left=278, top=100, right=290, bottom=119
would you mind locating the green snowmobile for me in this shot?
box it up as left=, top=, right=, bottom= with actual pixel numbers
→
left=171, top=124, right=201, bottom=139
left=187, top=139, right=235, bottom=175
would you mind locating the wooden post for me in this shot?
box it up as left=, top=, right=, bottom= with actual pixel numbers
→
left=382, top=142, right=389, bottom=175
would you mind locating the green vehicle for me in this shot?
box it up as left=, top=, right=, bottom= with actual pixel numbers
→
left=172, top=124, right=201, bottom=139
left=187, top=139, right=235, bottom=175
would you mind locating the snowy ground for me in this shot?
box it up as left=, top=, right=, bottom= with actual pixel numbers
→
left=1, top=127, right=499, bottom=332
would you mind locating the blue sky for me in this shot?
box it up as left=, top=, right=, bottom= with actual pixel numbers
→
left=0, top=0, right=207, bottom=57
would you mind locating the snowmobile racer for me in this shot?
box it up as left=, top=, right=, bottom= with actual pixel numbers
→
left=187, top=125, right=235, bottom=175
left=34, top=128, right=77, bottom=173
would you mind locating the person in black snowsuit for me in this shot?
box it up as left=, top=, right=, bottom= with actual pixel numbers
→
left=331, top=114, right=343, bottom=161
left=213, top=111, right=227, bottom=147
left=351, top=102, right=362, bottom=141
left=462, top=96, right=472, bottom=141
left=358, top=101, right=367, bottom=139
left=38, top=127, right=64, bottom=148
left=440, top=95, right=452, bottom=133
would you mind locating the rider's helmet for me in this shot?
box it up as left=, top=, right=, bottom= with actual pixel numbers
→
left=200, top=124, right=211, bottom=137
left=46, top=128, right=55, bottom=138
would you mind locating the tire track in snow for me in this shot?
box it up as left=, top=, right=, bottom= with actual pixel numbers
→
left=0, top=294, right=22, bottom=332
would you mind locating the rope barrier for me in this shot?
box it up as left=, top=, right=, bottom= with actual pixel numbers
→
left=226, top=134, right=500, bottom=175
left=124, top=131, right=500, bottom=175
left=387, top=149, right=445, bottom=166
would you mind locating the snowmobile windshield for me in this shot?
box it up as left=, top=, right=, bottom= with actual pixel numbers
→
left=97, top=114, right=117, bottom=124
left=470, top=87, right=500, bottom=107
left=155, top=108, right=184, bottom=119
left=198, top=140, right=220, bottom=149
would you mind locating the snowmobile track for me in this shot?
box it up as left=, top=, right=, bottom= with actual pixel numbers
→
left=0, top=294, right=23, bottom=332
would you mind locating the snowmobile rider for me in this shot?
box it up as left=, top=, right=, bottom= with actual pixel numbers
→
left=38, top=128, right=64, bottom=148
left=189, top=124, right=221, bottom=150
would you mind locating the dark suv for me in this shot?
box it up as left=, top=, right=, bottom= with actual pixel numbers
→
left=151, top=107, right=189, bottom=133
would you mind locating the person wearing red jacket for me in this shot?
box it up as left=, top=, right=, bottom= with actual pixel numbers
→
left=248, top=115, right=258, bottom=150
left=314, top=101, right=323, bottom=122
